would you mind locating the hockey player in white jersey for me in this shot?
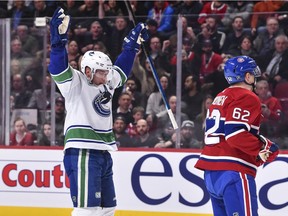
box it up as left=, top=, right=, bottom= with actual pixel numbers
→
left=48, top=8, right=149, bottom=216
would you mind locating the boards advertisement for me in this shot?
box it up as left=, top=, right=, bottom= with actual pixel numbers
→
left=0, top=148, right=287, bottom=216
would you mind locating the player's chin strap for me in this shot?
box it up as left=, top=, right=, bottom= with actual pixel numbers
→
left=244, top=76, right=257, bottom=92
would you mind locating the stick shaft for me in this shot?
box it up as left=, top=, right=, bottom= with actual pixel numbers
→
left=124, top=0, right=178, bottom=129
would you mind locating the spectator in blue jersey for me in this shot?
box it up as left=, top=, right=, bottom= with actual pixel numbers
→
left=147, top=1, right=177, bottom=40
left=195, top=56, right=279, bottom=216
left=48, top=7, right=148, bottom=216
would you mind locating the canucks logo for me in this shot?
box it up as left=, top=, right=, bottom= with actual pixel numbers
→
left=93, top=86, right=112, bottom=117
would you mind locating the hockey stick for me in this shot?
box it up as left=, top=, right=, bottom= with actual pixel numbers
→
left=124, top=1, right=178, bottom=129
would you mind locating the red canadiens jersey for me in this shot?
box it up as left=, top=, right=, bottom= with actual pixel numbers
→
left=195, top=86, right=264, bottom=177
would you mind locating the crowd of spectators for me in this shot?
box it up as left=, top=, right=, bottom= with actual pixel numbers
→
left=3, top=0, right=288, bottom=149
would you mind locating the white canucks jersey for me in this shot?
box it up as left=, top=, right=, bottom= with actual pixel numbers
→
left=51, top=65, right=127, bottom=151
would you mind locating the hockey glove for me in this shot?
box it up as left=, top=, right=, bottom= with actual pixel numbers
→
left=258, top=135, right=279, bottom=163
left=123, top=23, right=149, bottom=52
left=50, top=7, right=70, bottom=47
left=267, top=142, right=279, bottom=162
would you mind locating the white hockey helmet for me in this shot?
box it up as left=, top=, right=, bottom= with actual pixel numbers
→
left=80, top=51, right=112, bottom=82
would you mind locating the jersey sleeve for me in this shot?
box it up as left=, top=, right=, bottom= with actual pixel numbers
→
left=111, top=66, right=127, bottom=89
left=224, top=92, right=263, bottom=156
left=50, top=66, right=82, bottom=101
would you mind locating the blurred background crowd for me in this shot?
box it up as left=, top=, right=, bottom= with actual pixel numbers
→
left=2, top=0, right=288, bottom=149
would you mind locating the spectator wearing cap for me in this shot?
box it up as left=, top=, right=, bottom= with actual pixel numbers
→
left=172, top=120, right=202, bottom=149
left=199, top=39, right=223, bottom=80
left=181, top=120, right=202, bottom=148
left=157, top=120, right=201, bottom=149
left=113, top=115, right=133, bottom=148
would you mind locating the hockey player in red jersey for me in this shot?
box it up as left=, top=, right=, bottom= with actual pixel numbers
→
left=195, top=56, right=279, bottom=216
